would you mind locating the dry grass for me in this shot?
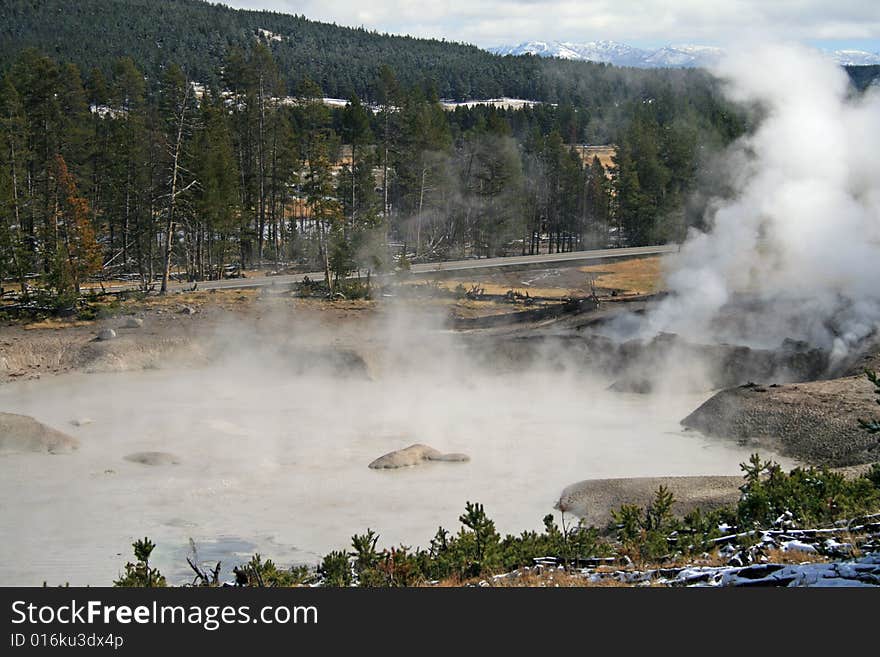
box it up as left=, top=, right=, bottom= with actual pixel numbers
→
left=22, top=318, right=95, bottom=330
left=486, top=572, right=626, bottom=587
left=135, top=288, right=258, bottom=310
left=430, top=280, right=574, bottom=299
left=579, top=256, right=665, bottom=296
left=427, top=565, right=669, bottom=588
left=763, top=548, right=829, bottom=565
left=427, top=570, right=623, bottom=587
left=571, top=145, right=617, bottom=172
left=660, top=550, right=731, bottom=569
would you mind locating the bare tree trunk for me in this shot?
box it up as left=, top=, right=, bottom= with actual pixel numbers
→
left=321, top=222, right=333, bottom=296
left=351, top=144, right=357, bottom=230
left=160, top=83, right=191, bottom=295
left=382, top=106, right=391, bottom=220
left=123, top=169, right=131, bottom=274
left=257, top=76, right=266, bottom=264
left=7, top=137, right=26, bottom=294
left=416, top=165, right=426, bottom=257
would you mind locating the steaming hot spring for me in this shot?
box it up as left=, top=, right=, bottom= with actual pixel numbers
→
left=0, top=301, right=817, bottom=586
left=3, top=40, right=880, bottom=586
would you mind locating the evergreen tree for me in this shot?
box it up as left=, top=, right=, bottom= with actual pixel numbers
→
left=192, top=91, right=240, bottom=280
left=304, top=138, right=344, bottom=291
left=584, top=156, right=611, bottom=247
left=47, top=154, right=101, bottom=296
left=0, top=74, right=30, bottom=292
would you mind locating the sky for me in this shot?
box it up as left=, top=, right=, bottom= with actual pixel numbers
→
left=221, top=1, right=880, bottom=51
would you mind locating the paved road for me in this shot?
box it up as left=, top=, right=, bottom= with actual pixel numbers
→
left=158, top=244, right=677, bottom=293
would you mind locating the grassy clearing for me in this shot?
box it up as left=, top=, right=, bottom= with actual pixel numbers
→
left=134, top=288, right=258, bottom=311
left=580, top=256, right=664, bottom=296
left=429, top=279, right=574, bottom=299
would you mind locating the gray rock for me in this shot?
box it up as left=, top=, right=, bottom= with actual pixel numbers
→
left=70, top=418, right=94, bottom=427
left=426, top=452, right=470, bottom=463
left=97, top=328, right=117, bottom=341
left=124, top=451, right=180, bottom=466
left=178, top=305, right=196, bottom=315
left=0, top=412, right=80, bottom=454
left=681, top=374, right=880, bottom=467
left=555, top=476, right=743, bottom=527
left=369, top=443, right=469, bottom=469
left=122, top=317, right=144, bottom=328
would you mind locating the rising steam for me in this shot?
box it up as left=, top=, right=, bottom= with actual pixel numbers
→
left=646, top=42, right=880, bottom=360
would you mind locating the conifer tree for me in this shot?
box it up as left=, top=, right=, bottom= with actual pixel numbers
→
left=48, top=154, right=101, bottom=296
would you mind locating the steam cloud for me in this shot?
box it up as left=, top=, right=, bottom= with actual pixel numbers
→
left=645, top=42, right=880, bottom=360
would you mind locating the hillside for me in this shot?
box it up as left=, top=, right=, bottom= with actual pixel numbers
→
left=0, top=0, right=741, bottom=103
left=5, top=1, right=878, bottom=100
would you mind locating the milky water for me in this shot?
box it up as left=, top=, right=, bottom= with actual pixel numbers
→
left=0, top=365, right=790, bottom=586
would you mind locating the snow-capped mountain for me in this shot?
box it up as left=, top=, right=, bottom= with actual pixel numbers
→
left=832, top=49, right=880, bottom=66
left=490, top=40, right=880, bottom=68
left=496, top=40, right=648, bottom=66
left=642, top=45, right=723, bottom=68
left=490, top=41, right=721, bottom=68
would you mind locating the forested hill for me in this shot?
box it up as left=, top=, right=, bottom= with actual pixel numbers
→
left=0, top=0, right=725, bottom=103
left=6, top=0, right=878, bottom=100
left=845, top=65, right=880, bottom=91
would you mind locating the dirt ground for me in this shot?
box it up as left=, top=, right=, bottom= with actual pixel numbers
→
left=0, top=256, right=668, bottom=382
left=0, top=291, right=381, bottom=383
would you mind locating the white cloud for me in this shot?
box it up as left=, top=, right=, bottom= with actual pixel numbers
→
left=221, top=1, right=880, bottom=48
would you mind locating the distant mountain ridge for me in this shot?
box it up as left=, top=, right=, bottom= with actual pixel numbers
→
left=490, top=40, right=880, bottom=68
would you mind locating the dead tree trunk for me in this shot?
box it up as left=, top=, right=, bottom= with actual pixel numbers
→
left=160, top=82, right=192, bottom=295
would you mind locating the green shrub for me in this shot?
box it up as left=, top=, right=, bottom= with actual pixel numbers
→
left=232, top=554, right=311, bottom=587
left=737, top=453, right=880, bottom=528
left=124, top=459, right=880, bottom=588
left=319, top=550, right=352, bottom=586
left=95, top=299, right=123, bottom=319
left=859, top=370, right=880, bottom=434
left=334, top=279, right=372, bottom=300
left=865, top=463, right=880, bottom=489
left=114, top=538, right=167, bottom=587
left=610, top=486, right=679, bottom=562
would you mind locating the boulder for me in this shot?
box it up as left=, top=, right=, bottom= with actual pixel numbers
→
left=124, top=451, right=180, bottom=466
left=97, top=328, right=117, bottom=341
left=122, top=317, right=144, bottom=329
left=0, top=412, right=80, bottom=454
left=369, top=443, right=470, bottom=469
left=555, top=476, right=743, bottom=528
left=681, top=375, right=880, bottom=467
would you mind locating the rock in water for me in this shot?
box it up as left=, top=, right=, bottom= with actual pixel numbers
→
left=122, top=317, right=143, bottom=328
left=369, top=443, right=470, bottom=469
left=97, top=328, right=117, bottom=341
left=0, top=413, right=80, bottom=454
left=426, top=452, right=470, bottom=462
left=124, top=451, right=180, bottom=466
left=70, top=418, right=94, bottom=427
